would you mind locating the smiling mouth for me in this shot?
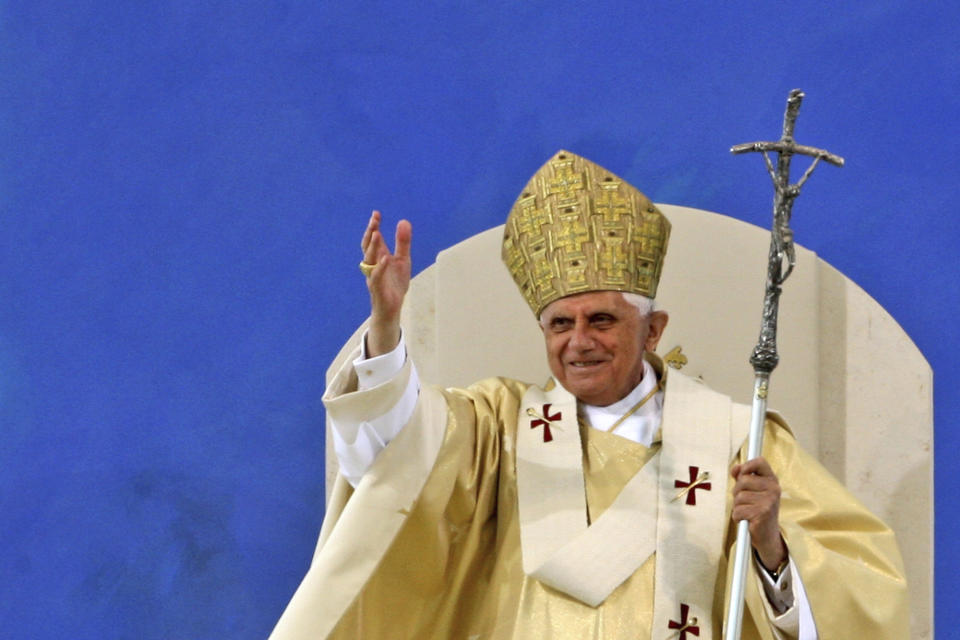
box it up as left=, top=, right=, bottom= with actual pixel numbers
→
left=569, top=360, right=606, bottom=368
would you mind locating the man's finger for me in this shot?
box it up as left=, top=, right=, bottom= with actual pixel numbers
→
left=733, top=487, right=774, bottom=505
left=395, top=219, right=412, bottom=258
left=361, top=210, right=381, bottom=253
left=363, top=231, right=380, bottom=264
left=734, top=471, right=774, bottom=490
left=731, top=504, right=761, bottom=522
left=732, top=457, right=774, bottom=478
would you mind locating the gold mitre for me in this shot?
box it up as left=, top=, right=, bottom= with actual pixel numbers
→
left=502, top=150, right=671, bottom=316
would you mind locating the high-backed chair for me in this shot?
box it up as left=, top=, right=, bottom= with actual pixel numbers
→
left=326, top=205, right=933, bottom=638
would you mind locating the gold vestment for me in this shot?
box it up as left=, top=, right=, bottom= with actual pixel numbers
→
left=272, top=351, right=908, bottom=639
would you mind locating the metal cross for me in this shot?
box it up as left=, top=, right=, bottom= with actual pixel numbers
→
left=731, top=89, right=844, bottom=375
left=725, top=89, right=845, bottom=640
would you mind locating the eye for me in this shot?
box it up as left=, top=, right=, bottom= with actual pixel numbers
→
left=549, top=317, right=573, bottom=332
left=590, top=314, right=616, bottom=328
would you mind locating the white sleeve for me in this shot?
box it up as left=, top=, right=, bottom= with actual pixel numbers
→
left=755, top=554, right=819, bottom=639
left=329, top=330, right=421, bottom=487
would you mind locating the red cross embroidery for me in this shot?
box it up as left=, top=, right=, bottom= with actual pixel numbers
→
left=528, top=403, right=561, bottom=443
left=668, top=602, right=700, bottom=639
left=674, top=465, right=712, bottom=505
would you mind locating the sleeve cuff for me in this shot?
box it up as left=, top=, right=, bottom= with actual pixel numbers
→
left=754, top=551, right=795, bottom=613
left=354, top=329, right=407, bottom=390
left=754, top=553, right=803, bottom=638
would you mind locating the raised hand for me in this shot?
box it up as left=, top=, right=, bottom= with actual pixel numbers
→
left=731, top=456, right=788, bottom=572
left=360, top=210, right=412, bottom=357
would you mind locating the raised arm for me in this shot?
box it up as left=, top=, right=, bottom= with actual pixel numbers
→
left=326, top=212, right=418, bottom=487
left=360, top=210, right=412, bottom=357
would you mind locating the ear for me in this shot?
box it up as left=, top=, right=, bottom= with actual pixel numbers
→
left=644, top=311, right=669, bottom=351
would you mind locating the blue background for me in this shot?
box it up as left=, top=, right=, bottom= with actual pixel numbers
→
left=2, top=2, right=956, bottom=637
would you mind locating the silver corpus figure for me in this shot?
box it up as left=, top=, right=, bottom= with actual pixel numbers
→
left=723, top=90, right=844, bottom=640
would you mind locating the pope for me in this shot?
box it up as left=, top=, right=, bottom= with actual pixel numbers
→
left=272, top=150, right=908, bottom=640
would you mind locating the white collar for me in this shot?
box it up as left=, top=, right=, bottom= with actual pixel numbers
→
left=577, top=358, right=663, bottom=446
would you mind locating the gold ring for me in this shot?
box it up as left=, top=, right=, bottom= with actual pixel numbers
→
left=359, top=261, right=377, bottom=277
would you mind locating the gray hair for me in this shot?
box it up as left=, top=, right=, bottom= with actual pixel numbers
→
left=621, top=292, right=655, bottom=317
left=538, top=291, right=655, bottom=327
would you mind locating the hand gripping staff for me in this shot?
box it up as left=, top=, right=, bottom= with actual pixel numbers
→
left=723, top=89, right=844, bottom=640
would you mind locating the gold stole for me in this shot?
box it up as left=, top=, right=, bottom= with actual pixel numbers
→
left=516, top=368, right=741, bottom=639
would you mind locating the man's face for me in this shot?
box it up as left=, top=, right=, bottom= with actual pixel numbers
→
left=539, top=291, right=668, bottom=407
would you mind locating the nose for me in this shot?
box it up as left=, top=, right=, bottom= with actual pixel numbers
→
left=568, top=320, right=595, bottom=351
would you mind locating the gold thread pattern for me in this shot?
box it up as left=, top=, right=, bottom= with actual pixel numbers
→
left=501, top=150, right=671, bottom=316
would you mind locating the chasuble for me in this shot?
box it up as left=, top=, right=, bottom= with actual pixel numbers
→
left=271, top=351, right=908, bottom=640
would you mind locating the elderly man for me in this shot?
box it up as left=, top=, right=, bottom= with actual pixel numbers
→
left=272, top=151, right=907, bottom=639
